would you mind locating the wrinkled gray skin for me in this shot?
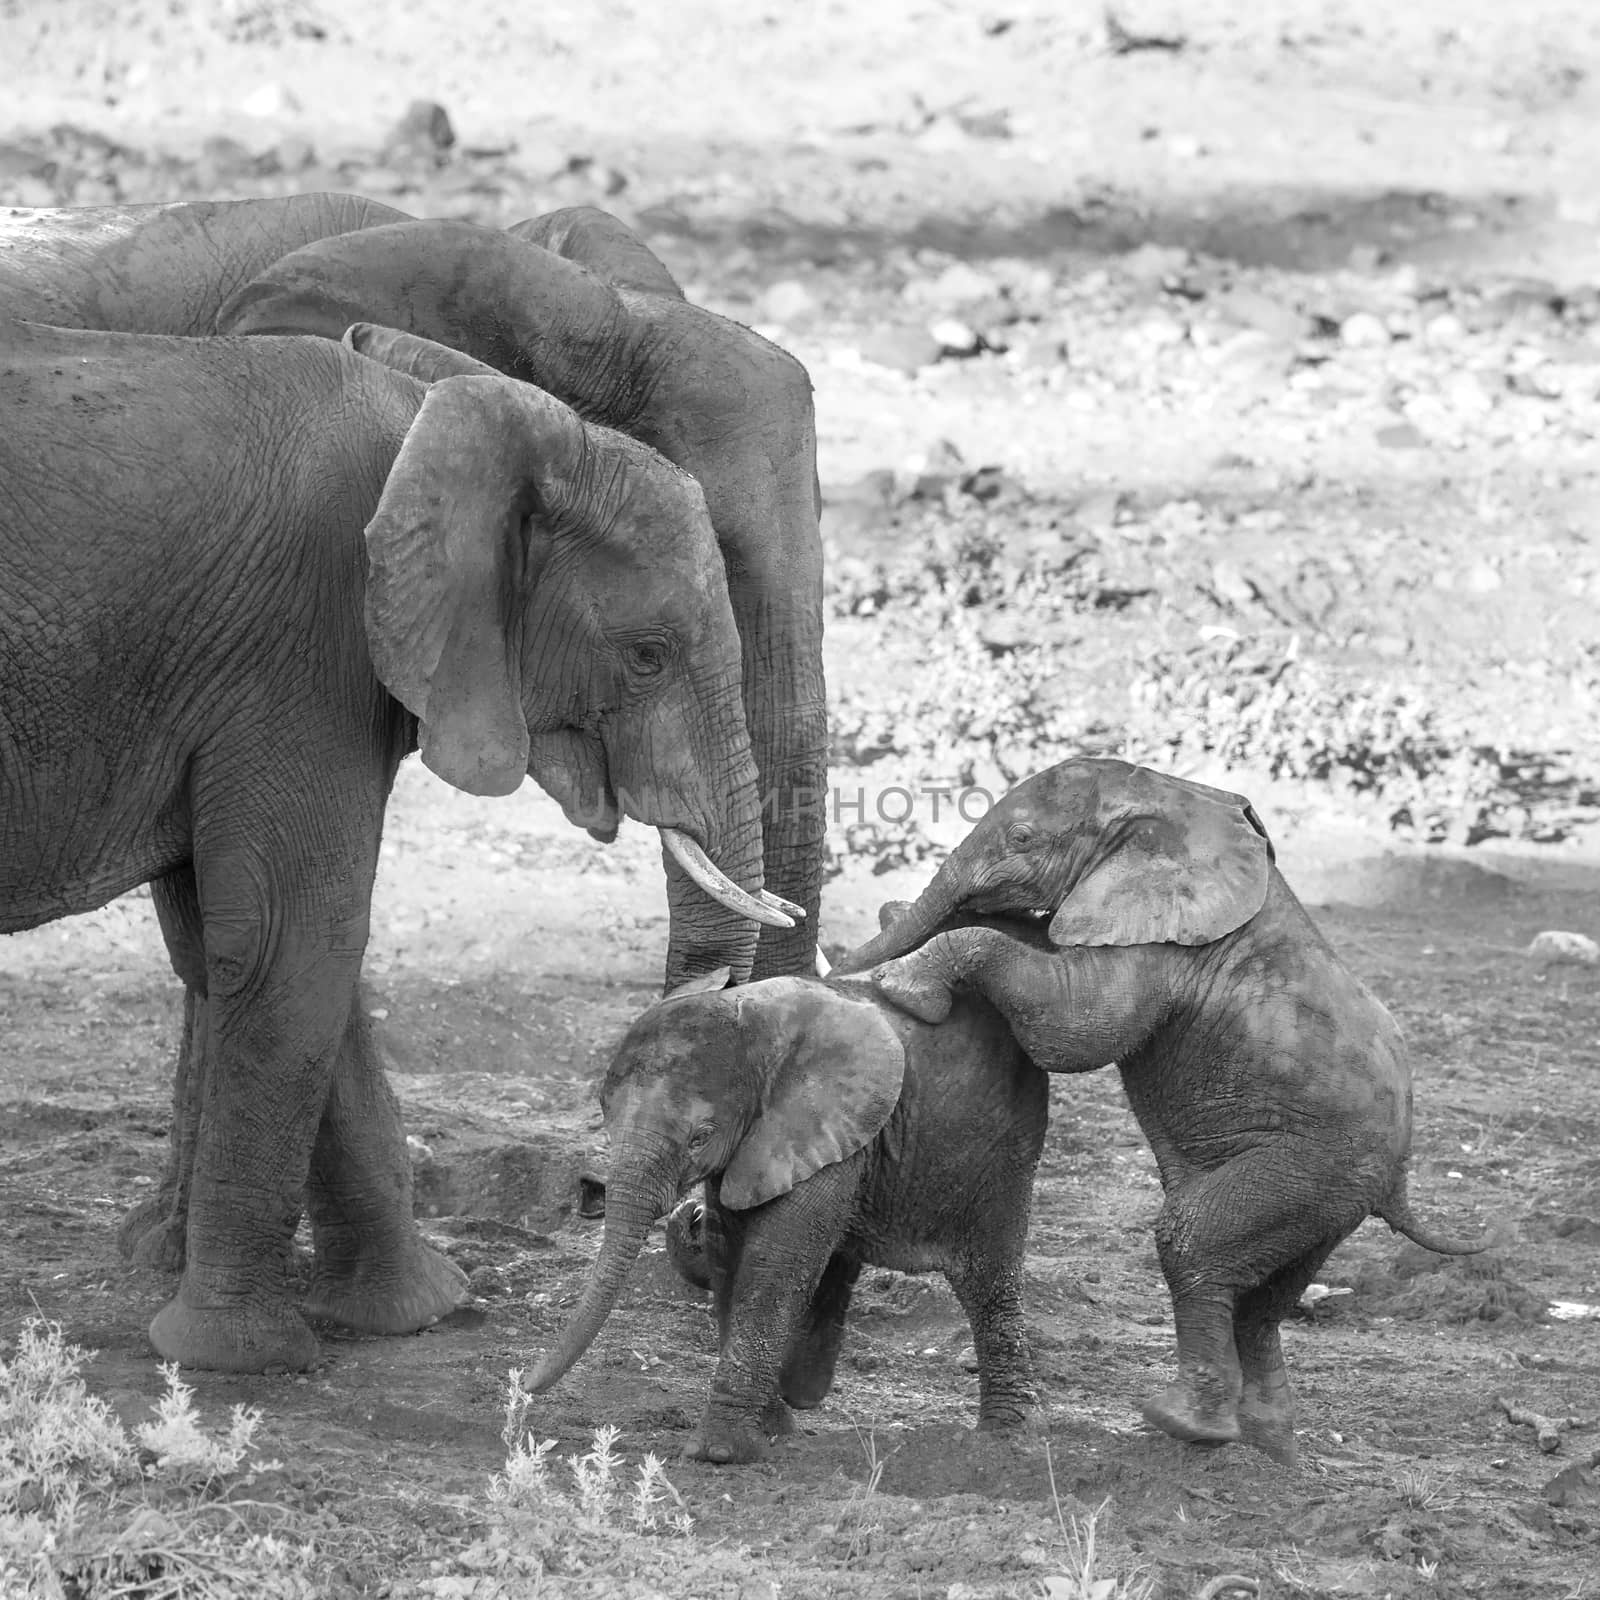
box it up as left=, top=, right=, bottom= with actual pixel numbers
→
left=839, top=757, right=1483, bottom=1467
left=0, top=193, right=825, bottom=1295
left=0, top=193, right=824, bottom=985
left=0, top=321, right=767, bottom=1372
left=526, top=913, right=1050, bottom=1464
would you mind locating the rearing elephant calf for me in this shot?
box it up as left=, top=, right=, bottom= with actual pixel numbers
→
left=841, top=757, right=1485, bottom=1467
left=0, top=321, right=784, bottom=1373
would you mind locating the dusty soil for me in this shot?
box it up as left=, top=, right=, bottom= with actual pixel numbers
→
left=4, top=3, right=1600, bottom=1596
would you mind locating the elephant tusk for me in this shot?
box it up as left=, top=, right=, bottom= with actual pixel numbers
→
left=814, top=948, right=833, bottom=976
left=659, top=829, right=795, bottom=929
left=758, top=889, right=807, bottom=921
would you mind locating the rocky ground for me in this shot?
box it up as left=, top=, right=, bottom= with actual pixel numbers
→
left=3, top=2, right=1600, bottom=1597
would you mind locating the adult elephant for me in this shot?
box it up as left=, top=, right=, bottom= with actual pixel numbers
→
left=2, top=321, right=779, bottom=1371
left=0, top=194, right=825, bottom=985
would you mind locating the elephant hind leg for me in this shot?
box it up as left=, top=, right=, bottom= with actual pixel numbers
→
left=1232, top=1242, right=1337, bottom=1468
left=947, top=1247, right=1039, bottom=1432
left=302, top=1002, right=467, bottom=1334
left=779, top=1251, right=862, bottom=1409
left=1143, top=1153, right=1362, bottom=1451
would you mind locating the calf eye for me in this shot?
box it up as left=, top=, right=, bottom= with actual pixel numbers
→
left=1006, top=823, right=1036, bottom=851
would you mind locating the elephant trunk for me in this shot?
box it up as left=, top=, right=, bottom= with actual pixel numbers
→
left=832, top=856, right=968, bottom=975
left=528, top=1157, right=675, bottom=1393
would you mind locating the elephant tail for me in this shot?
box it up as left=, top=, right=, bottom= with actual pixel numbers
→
left=1376, top=1176, right=1489, bottom=1256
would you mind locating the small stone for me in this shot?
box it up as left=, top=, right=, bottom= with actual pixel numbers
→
left=1340, top=311, right=1391, bottom=348
left=240, top=81, right=302, bottom=118
left=1167, top=134, right=1203, bottom=160
left=1424, top=312, right=1467, bottom=346
left=1122, top=242, right=1189, bottom=284
left=1375, top=421, right=1427, bottom=449
left=1348, top=243, right=1386, bottom=273
left=1210, top=561, right=1256, bottom=607
left=1464, top=561, right=1503, bottom=593
left=467, top=1265, right=506, bottom=1296
left=1211, top=286, right=1312, bottom=342
left=929, top=315, right=982, bottom=355
left=384, top=99, right=455, bottom=162
left=1527, top=930, right=1600, bottom=966
left=1135, top=313, right=1187, bottom=347
left=860, top=324, right=943, bottom=373
left=759, top=278, right=814, bottom=324
left=198, top=135, right=259, bottom=180
left=274, top=134, right=317, bottom=173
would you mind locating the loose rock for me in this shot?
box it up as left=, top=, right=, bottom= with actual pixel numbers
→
left=861, top=324, right=943, bottom=374
left=1340, top=311, right=1391, bottom=348
left=1526, top=930, right=1600, bottom=966
left=759, top=278, right=815, bottom=324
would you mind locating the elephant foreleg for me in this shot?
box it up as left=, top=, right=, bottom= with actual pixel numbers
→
left=778, top=1251, right=862, bottom=1409
left=872, top=928, right=1166, bottom=1073
left=301, top=1003, right=468, bottom=1335
left=946, top=1243, right=1039, bottom=1431
left=121, top=867, right=209, bottom=1271
left=1231, top=1244, right=1335, bottom=1467
left=690, top=1161, right=859, bottom=1464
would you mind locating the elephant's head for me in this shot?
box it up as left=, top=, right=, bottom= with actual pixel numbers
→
left=526, top=971, right=906, bottom=1392
left=215, top=210, right=825, bottom=985
left=837, top=759, right=1274, bottom=973
left=364, top=368, right=797, bottom=979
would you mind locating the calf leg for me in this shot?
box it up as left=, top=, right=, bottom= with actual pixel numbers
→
left=779, top=1252, right=862, bottom=1409
left=947, top=1243, right=1039, bottom=1431
left=1232, top=1243, right=1336, bottom=1467
left=690, top=1161, right=859, bottom=1464
left=1143, top=1154, right=1361, bottom=1451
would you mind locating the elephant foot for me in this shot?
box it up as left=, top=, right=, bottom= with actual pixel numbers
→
left=1141, top=1380, right=1242, bottom=1448
left=871, top=958, right=954, bottom=1025
left=149, top=1290, right=318, bottom=1374
left=1237, top=1377, right=1298, bottom=1467
left=976, top=1389, right=1042, bottom=1433
left=117, top=1196, right=187, bottom=1272
left=303, top=1235, right=468, bottom=1335
left=686, top=1391, right=791, bottom=1464
left=664, top=1197, right=712, bottom=1292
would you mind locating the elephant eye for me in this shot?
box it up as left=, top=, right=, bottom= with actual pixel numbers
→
left=687, top=1122, right=715, bottom=1152
left=1006, top=823, right=1036, bottom=851
left=625, top=638, right=672, bottom=678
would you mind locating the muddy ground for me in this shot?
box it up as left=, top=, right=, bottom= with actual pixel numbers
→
left=4, top=2, right=1600, bottom=1596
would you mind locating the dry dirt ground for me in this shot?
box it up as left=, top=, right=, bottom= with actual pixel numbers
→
left=4, top=3, right=1600, bottom=1597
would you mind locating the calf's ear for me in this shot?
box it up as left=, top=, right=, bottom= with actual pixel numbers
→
left=719, top=982, right=907, bottom=1211
left=1049, top=765, right=1273, bottom=948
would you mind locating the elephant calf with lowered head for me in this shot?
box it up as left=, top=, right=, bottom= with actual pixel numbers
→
left=526, top=919, right=1052, bottom=1464
left=0, top=320, right=790, bottom=1373
left=840, top=757, right=1485, bottom=1467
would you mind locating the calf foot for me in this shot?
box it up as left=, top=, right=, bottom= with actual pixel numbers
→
left=149, top=1289, right=318, bottom=1374
left=1141, top=1379, right=1242, bottom=1447
left=304, top=1231, right=468, bottom=1334
left=977, top=1391, right=1042, bottom=1433
left=872, top=958, right=954, bottom=1024
left=686, top=1394, right=791, bottom=1464
left=1237, top=1377, right=1298, bottom=1466
left=761, top=1397, right=797, bottom=1438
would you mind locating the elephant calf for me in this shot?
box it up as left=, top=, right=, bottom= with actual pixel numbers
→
left=841, top=757, right=1484, bottom=1467
left=527, top=939, right=1049, bottom=1463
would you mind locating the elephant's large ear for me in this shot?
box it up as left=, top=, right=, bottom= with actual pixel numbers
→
left=507, top=206, right=686, bottom=300
left=1048, top=766, right=1273, bottom=948
left=344, top=323, right=502, bottom=382
left=364, top=374, right=589, bottom=797
left=719, top=982, right=906, bottom=1211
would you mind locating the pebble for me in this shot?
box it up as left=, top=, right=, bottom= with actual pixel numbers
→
left=918, top=260, right=1000, bottom=307
left=1122, top=242, right=1189, bottom=284
left=1339, top=311, right=1391, bottom=348
left=384, top=98, right=455, bottom=161
left=928, top=315, right=982, bottom=355
left=240, top=81, right=301, bottom=118
left=1211, top=286, right=1313, bottom=343
left=1424, top=312, right=1467, bottom=346
left=759, top=278, right=815, bottom=324
left=1374, top=421, right=1427, bottom=449
left=860, top=324, right=943, bottom=374
left=1526, top=930, right=1600, bottom=966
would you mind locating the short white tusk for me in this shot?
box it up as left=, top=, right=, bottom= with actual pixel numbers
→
left=814, top=948, right=833, bottom=976
left=660, top=829, right=795, bottom=928
left=758, top=889, right=807, bottom=920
